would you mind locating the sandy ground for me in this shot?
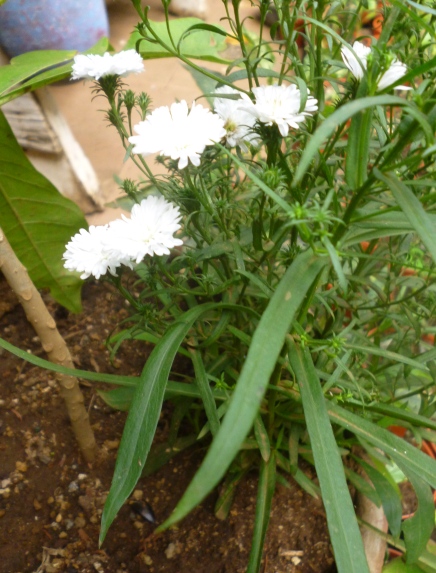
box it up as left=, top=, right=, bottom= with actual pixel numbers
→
left=48, top=0, right=256, bottom=225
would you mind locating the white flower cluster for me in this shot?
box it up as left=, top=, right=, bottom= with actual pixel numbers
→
left=128, top=84, right=318, bottom=167
left=240, top=84, right=318, bottom=137
left=341, top=41, right=411, bottom=91
left=129, top=100, right=226, bottom=169
left=63, top=196, right=183, bottom=280
left=212, top=86, right=259, bottom=150
left=71, top=49, right=144, bottom=81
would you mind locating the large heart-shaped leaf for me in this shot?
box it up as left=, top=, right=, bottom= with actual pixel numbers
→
left=0, top=110, right=86, bottom=311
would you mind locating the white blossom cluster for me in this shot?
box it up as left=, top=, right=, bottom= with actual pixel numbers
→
left=71, top=49, right=144, bottom=81
left=129, top=100, right=227, bottom=169
left=63, top=196, right=183, bottom=280
left=341, top=41, right=411, bottom=91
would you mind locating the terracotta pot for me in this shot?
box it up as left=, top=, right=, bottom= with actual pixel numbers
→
left=0, top=0, right=109, bottom=57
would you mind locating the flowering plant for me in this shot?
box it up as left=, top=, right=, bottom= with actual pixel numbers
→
left=7, top=1, right=436, bottom=571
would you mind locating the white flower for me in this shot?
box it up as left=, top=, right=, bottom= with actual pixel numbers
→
left=341, top=41, right=411, bottom=91
left=71, top=49, right=144, bottom=81
left=341, top=41, right=371, bottom=80
left=240, top=84, right=318, bottom=137
left=129, top=100, right=226, bottom=169
left=109, top=196, right=184, bottom=263
left=378, top=60, right=412, bottom=91
left=213, top=86, right=258, bottom=150
left=63, top=225, right=130, bottom=280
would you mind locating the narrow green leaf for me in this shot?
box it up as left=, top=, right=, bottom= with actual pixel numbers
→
left=328, top=402, right=436, bottom=489
left=217, top=143, right=293, bottom=214
left=254, top=416, right=271, bottom=462
left=294, top=96, right=433, bottom=185
left=189, top=347, right=220, bottom=436
left=158, top=251, right=328, bottom=530
left=289, top=342, right=370, bottom=573
left=344, top=467, right=381, bottom=507
left=0, top=110, right=87, bottom=311
left=358, top=458, right=403, bottom=537
left=344, top=343, right=429, bottom=373
left=214, top=469, right=247, bottom=520
left=97, top=387, right=135, bottom=411
left=373, top=170, right=436, bottom=266
left=345, top=108, right=373, bottom=190
left=247, top=453, right=276, bottom=573
left=383, top=557, right=426, bottom=573
left=405, top=0, right=436, bottom=16
left=99, top=302, right=247, bottom=544
left=399, top=467, right=435, bottom=564
left=143, top=435, right=198, bottom=477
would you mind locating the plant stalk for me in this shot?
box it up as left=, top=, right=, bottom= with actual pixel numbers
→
left=0, top=227, right=96, bottom=463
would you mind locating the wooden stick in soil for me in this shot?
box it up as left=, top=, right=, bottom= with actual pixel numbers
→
left=0, top=226, right=96, bottom=463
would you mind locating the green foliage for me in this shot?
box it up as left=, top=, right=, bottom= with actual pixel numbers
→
left=4, top=0, right=436, bottom=571
left=0, top=37, right=110, bottom=105
left=125, top=17, right=230, bottom=63
left=0, top=110, right=86, bottom=311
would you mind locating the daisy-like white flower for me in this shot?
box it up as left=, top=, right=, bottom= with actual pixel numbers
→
left=213, top=86, right=258, bottom=150
left=63, top=225, right=130, bottom=280
left=378, top=60, right=411, bottom=91
left=340, top=41, right=371, bottom=80
left=341, top=41, right=411, bottom=91
left=240, top=84, right=318, bottom=137
left=71, top=49, right=144, bottom=81
left=109, top=196, right=184, bottom=263
left=129, top=100, right=226, bottom=169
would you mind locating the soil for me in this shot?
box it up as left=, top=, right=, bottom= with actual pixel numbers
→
left=0, top=277, right=335, bottom=573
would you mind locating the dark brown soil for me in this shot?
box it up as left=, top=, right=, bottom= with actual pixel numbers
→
left=0, top=277, right=335, bottom=573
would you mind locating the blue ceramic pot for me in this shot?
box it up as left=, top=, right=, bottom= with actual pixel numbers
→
left=0, top=0, right=109, bottom=57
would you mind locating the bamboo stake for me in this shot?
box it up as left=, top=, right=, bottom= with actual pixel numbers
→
left=0, top=226, right=96, bottom=462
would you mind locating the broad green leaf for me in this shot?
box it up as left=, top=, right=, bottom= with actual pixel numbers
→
left=125, top=18, right=230, bottom=63
left=374, top=170, right=436, bottom=266
left=158, top=251, right=328, bottom=531
left=289, top=342, right=370, bottom=573
left=0, top=110, right=86, bottom=312
left=399, top=467, right=435, bottom=564
left=99, top=302, right=253, bottom=544
left=247, top=453, right=276, bottom=573
left=0, top=38, right=109, bottom=105
left=328, top=403, right=436, bottom=489
left=358, top=458, right=403, bottom=537
left=293, top=96, right=433, bottom=185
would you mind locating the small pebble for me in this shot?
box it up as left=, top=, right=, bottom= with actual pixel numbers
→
left=59, top=531, right=67, bottom=539
left=33, top=499, right=42, bottom=511
left=165, top=543, right=176, bottom=559
left=132, top=489, right=143, bottom=501
left=55, top=513, right=62, bottom=523
left=75, top=516, right=86, bottom=528
left=15, top=461, right=27, bottom=473
left=68, top=481, right=79, bottom=493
